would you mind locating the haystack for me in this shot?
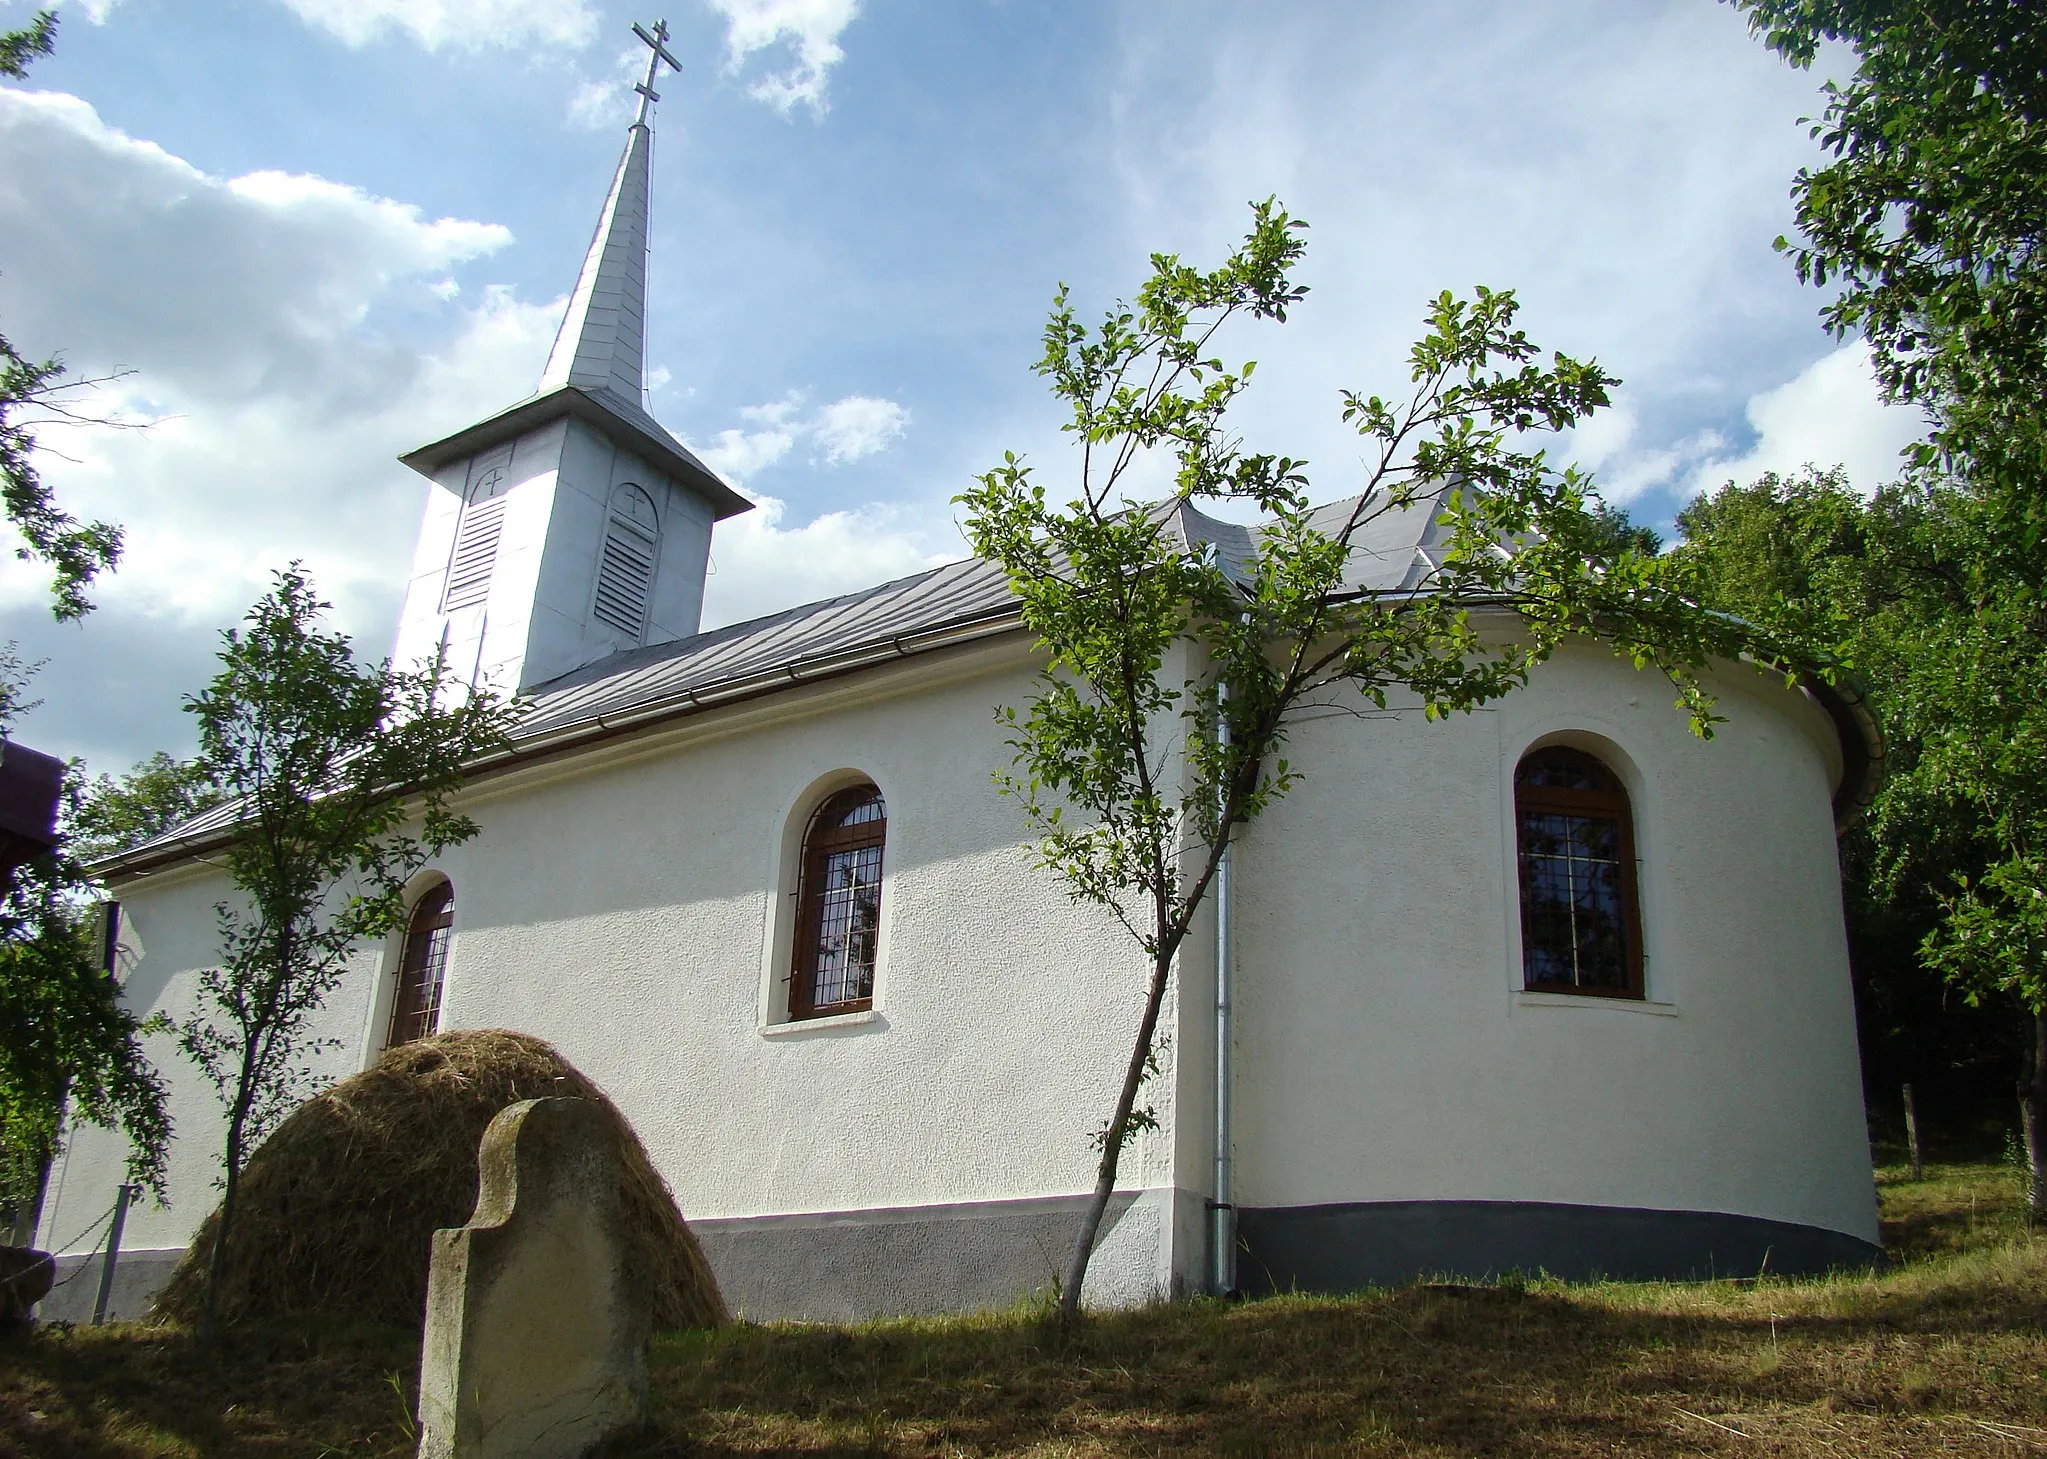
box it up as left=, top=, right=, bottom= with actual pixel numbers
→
left=151, top=1029, right=727, bottom=1331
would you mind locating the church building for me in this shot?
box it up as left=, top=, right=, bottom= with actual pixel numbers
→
left=35, top=31, right=1883, bottom=1322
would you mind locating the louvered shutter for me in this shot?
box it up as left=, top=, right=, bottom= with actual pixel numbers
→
left=593, top=486, right=658, bottom=637
left=440, top=494, right=508, bottom=612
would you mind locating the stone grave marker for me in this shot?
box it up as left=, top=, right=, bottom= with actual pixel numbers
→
left=418, top=1096, right=648, bottom=1459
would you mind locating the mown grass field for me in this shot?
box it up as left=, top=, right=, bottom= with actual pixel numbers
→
left=3, top=1157, right=2042, bottom=1457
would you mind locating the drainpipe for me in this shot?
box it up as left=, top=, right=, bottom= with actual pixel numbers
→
left=1211, top=681, right=1237, bottom=1297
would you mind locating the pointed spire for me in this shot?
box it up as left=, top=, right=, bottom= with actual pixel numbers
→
left=400, top=19, right=748, bottom=520
left=537, top=122, right=653, bottom=403
left=537, top=19, right=681, bottom=405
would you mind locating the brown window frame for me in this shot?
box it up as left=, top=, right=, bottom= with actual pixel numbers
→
left=788, top=786, right=887, bottom=1020
left=387, top=882, right=454, bottom=1048
left=1514, top=746, right=1645, bottom=1000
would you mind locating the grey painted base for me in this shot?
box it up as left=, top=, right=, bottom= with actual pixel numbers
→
left=34, top=1247, right=182, bottom=1325
left=32, top=1195, right=1161, bottom=1329
left=692, top=1192, right=1142, bottom=1322
left=28, top=1198, right=1880, bottom=1328
left=1236, top=1199, right=1882, bottom=1294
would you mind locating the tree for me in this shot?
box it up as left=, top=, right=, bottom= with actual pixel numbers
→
left=1669, top=474, right=1983, bottom=1093
left=1868, top=486, right=2047, bottom=1219
left=69, top=751, right=222, bottom=864
left=0, top=830, right=172, bottom=1227
left=0, top=8, right=164, bottom=1241
left=172, top=568, right=514, bottom=1334
left=960, top=203, right=1781, bottom=1319
left=0, top=9, right=124, bottom=621
left=1672, top=467, right=2047, bottom=1217
left=0, top=649, right=170, bottom=1235
left=0, top=10, right=54, bottom=77
left=1729, top=1, right=2047, bottom=509
left=1729, top=0, right=2047, bottom=1217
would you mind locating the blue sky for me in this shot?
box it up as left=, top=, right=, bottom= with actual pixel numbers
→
left=0, top=0, right=1922, bottom=772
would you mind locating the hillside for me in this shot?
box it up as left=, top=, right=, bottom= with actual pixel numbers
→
left=3, top=1157, right=2042, bottom=1457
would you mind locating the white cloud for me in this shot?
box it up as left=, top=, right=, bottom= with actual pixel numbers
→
left=687, top=390, right=909, bottom=481
left=685, top=388, right=936, bottom=628
left=691, top=391, right=800, bottom=479
left=1097, top=3, right=1878, bottom=518
left=1562, top=344, right=1926, bottom=508
left=0, top=87, right=933, bottom=767
left=276, top=0, right=598, bottom=51
left=705, top=0, right=859, bottom=115
left=0, top=92, right=512, bottom=413
left=34, top=0, right=123, bottom=23
left=1563, top=405, right=1726, bottom=507
left=813, top=394, right=908, bottom=464
left=566, top=44, right=644, bottom=129
left=1688, top=342, right=1928, bottom=497
left=697, top=423, right=798, bottom=481
left=0, top=86, right=549, bottom=637
left=702, top=492, right=957, bottom=630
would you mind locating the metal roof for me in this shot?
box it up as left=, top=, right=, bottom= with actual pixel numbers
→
left=397, top=383, right=753, bottom=521
left=98, top=499, right=1401, bottom=872
left=93, top=490, right=1880, bottom=871
left=1156, top=492, right=1446, bottom=594
left=516, top=552, right=1022, bottom=736
left=96, top=553, right=1026, bottom=873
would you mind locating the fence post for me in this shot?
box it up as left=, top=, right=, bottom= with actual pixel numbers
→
left=91, top=1184, right=136, bottom=1326
left=1903, top=1083, right=1923, bottom=1182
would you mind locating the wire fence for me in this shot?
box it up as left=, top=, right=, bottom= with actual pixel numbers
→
left=32, top=1200, right=120, bottom=1296
left=44, top=1200, right=118, bottom=1260
left=9, top=1195, right=125, bottom=1309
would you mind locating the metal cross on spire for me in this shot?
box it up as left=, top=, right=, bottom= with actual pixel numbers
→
left=631, top=19, right=682, bottom=127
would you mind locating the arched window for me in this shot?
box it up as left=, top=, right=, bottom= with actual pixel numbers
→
left=593, top=483, right=659, bottom=639
left=387, top=883, right=454, bottom=1047
left=442, top=463, right=510, bottom=612
left=1515, top=746, right=1643, bottom=998
left=790, top=785, right=886, bottom=1019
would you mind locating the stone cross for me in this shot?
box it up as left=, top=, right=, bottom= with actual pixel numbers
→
left=417, top=1097, right=649, bottom=1459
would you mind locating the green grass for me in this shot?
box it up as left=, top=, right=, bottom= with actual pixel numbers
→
left=5, top=1160, right=2044, bottom=1457
left=0, top=1318, right=419, bottom=1457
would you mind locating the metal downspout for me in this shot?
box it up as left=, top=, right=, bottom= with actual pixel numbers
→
left=1212, top=681, right=1237, bottom=1296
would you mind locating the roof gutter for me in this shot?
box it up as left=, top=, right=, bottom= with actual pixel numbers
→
left=97, top=593, right=1885, bottom=876
left=96, top=605, right=1028, bottom=881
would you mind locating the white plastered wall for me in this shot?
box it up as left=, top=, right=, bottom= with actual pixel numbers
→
left=1227, top=636, right=1876, bottom=1243
left=35, top=862, right=391, bottom=1263
left=40, top=631, right=1876, bottom=1303
left=39, top=641, right=1193, bottom=1303
left=431, top=646, right=1173, bottom=1220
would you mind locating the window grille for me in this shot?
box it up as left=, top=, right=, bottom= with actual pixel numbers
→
left=593, top=483, right=659, bottom=638
left=441, top=466, right=509, bottom=612
left=790, top=785, right=886, bottom=1018
left=1515, top=746, right=1643, bottom=998
left=388, top=883, right=454, bottom=1047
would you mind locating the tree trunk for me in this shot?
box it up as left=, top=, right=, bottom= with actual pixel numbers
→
left=1903, top=1083, right=1922, bottom=1181
left=2024, top=1005, right=2047, bottom=1225
left=1059, top=944, right=1176, bottom=1324
left=200, top=1106, right=248, bottom=1344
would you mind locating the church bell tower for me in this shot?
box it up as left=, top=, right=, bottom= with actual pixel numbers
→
left=390, top=19, right=751, bottom=695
